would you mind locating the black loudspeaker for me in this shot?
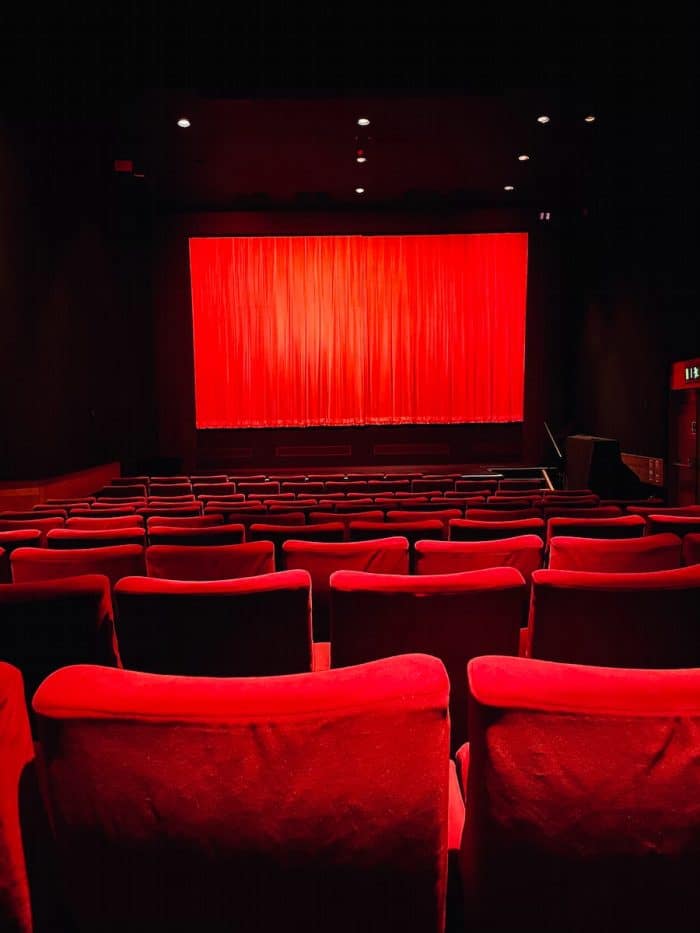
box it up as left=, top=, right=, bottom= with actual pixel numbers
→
left=565, top=435, right=644, bottom=498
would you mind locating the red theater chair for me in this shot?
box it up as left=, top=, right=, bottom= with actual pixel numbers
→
left=349, top=519, right=444, bottom=548
left=138, top=506, right=202, bottom=519
left=683, top=534, right=700, bottom=565
left=66, top=516, right=144, bottom=529
left=487, top=491, right=543, bottom=501
left=527, top=565, right=700, bottom=666
left=92, top=499, right=145, bottom=508
left=458, top=656, right=700, bottom=933
left=11, top=545, right=146, bottom=589
left=497, top=478, right=545, bottom=490
left=415, top=535, right=544, bottom=582
left=149, top=476, right=190, bottom=484
left=147, top=524, right=245, bottom=546
left=331, top=567, right=526, bottom=752
left=10, top=508, right=67, bottom=519
left=548, top=533, right=682, bottom=572
left=484, top=497, right=541, bottom=510
left=431, top=496, right=486, bottom=506
left=311, top=510, right=385, bottom=528
left=346, top=473, right=385, bottom=481
left=332, top=499, right=377, bottom=511
left=70, top=507, right=137, bottom=519
left=384, top=472, right=422, bottom=480
left=366, top=480, right=411, bottom=494
left=466, top=508, right=541, bottom=522
left=145, top=541, right=275, bottom=581
left=237, top=481, right=280, bottom=496
left=192, top=483, right=237, bottom=498
left=265, top=504, right=317, bottom=516
left=0, top=663, right=34, bottom=933
left=144, top=515, right=223, bottom=528
left=114, top=570, right=312, bottom=676
left=146, top=495, right=196, bottom=504
left=45, top=498, right=95, bottom=507
left=455, top=480, right=498, bottom=494
left=543, top=505, right=623, bottom=520
left=47, top=528, right=146, bottom=549
left=0, top=516, right=65, bottom=545
left=95, top=484, right=146, bottom=499
left=281, top=537, right=409, bottom=640
left=386, top=509, right=462, bottom=537
left=33, top=655, right=451, bottom=933
left=627, top=504, right=700, bottom=518
left=542, top=488, right=595, bottom=497
left=109, top=476, right=150, bottom=486
left=449, top=517, right=546, bottom=541
left=148, top=483, right=192, bottom=498
left=412, top=479, right=454, bottom=493
left=0, top=575, right=119, bottom=705
left=281, top=482, right=325, bottom=495
left=646, top=514, right=700, bottom=537
left=198, top=494, right=245, bottom=506
left=204, top=502, right=266, bottom=515
left=248, top=523, right=345, bottom=563
left=229, top=474, right=266, bottom=483
left=541, top=494, right=600, bottom=507
left=0, top=531, right=41, bottom=581
left=189, top=474, right=229, bottom=484
left=546, top=514, right=645, bottom=544
left=326, top=481, right=368, bottom=493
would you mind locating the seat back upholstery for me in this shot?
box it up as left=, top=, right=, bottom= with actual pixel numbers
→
left=548, top=533, right=682, bottom=572
left=461, top=656, right=700, bottom=932
left=33, top=655, right=450, bottom=933
left=147, top=525, right=245, bottom=547
left=546, top=514, right=645, bottom=543
left=331, top=568, right=526, bottom=751
left=114, top=571, right=312, bottom=676
left=646, top=514, right=700, bottom=537
left=683, top=533, right=700, bottom=566
left=528, top=565, right=700, bottom=666
left=47, top=528, right=146, bottom=549
left=11, top=545, right=146, bottom=589
left=145, top=541, right=275, bottom=580
left=449, top=517, right=546, bottom=542
left=415, top=536, right=544, bottom=582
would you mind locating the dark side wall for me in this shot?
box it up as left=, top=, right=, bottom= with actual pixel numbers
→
left=0, top=114, right=157, bottom=480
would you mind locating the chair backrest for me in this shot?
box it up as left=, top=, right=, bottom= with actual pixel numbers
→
left=11, top=545, right=146, bottom=589
left=497, top=478, right=545, bottom=490
left=484, top=497, right=539, bottom=509
left=0, top=517, right=65, bottom=545
left=0, top=575, right=118, bottom=704
left=236, top=481, right=280, bottom=495
left=96, top=484, right=146, bottom=499
left=331, top=568, right=526, bottom=751
left=449, top=517, right=546, bottom=541
left=281, top=537, right=410, bottom=640
left=148, top=484, right=192, bottom=497
left=248, top=523, right=345, bottom=562
left=145, top=515, right=223, bottom=528
left=0, top=663, right=34, bottom=933
left=646, top=514, right=700, bottom=537
left=415, top=535, right=544, bottom=582
left=462, top=656, right=700, bottom=932
left=66, top=516, right=144, bottom=529
left=386, top=509, right=461, bottom=536
left=0, top=530, right=42, bottom=581
left=683, top=533, right=700, bottom=566
left=33, top=654, right=450, bottom=933
left=310, top=510, right=385, bottom=526
left=189, top=475, right=229, bottom=484
left=627, top=505, right=700, bottom=517
left=546, top=514, right=645, bottom=543
left=147, top=525, right=245, bottom=547
left=192, top=483, right=238, bottom=498
left=281, top=482, right=325, bottom=495
left=47, top=528, right=147, bottom=549
left=145, top=542, right=275, bottom=580
left=138, top=506, right=202, bottom=519
left=464, top=508, right=541, bottom=522
left=70, top=507, right=137, bottom=518
left=543, top=506, right=623, bottom=520
left=548, top=533, right=682, bottom=572
left=114, top=570, right=312, bottom=676
left=4, top=508, right=67, bottom=519
left=348, top=520, right=444, bottom=547
left=528, top=565, right=700, bottom=666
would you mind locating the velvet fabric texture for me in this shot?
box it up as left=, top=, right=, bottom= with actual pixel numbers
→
left=547, top=532, right=682, bottom=572
left=247, top=523, right=345, bottom=563
left=145, top=541, right=275, bottom=580
left=462, top=508, right=541, bottom=522
left=528, top=564, right=700, bottom=666
left=646, top=514, right=700, bottom=536
left=114, top=570, right=312, bottom=676
left=0, top=664, right=34, bottom=933
left=0, top=518, right=64, bottom=546
left=66, top=516, right=145, bottom=529
left=545, top=514, right=645, bottom=543
left=11, top=545, right=146, bottom=588
left=0, top=575, right=118, bottom=707
left=349, top=519, right=444, bottom=545
left=147, top=524, right=246, bottom=546
left=683, top=533, right=700, bottom=565
left=0, top=532, right=41, bottom=582
left=331, top=567, right=527, bottom=751
left=542, top=505, right=623, bottom=520
left=33, top=655, right=451, bottom=933
left=95, top=484, right=146, bottom=498
left=145, top=515, right=224, bottom=528
left=460, top=656, right=700, bottom=932
left=448, top=517, right=545, bottom=541
left=281, top=538, right=409, bottom=640
left=46, top=528, right=147, bottom=549
left=414, top=536, right=544, bottom=582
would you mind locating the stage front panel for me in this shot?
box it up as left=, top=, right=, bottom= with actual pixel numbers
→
left=189, top=233, right=528, bottom=428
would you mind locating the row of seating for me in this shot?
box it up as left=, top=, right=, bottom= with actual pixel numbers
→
left=2, top=653, right=698, bottom=932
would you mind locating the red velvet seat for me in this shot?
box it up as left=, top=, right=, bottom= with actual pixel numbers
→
left=114, top=570, right=312, bottom=676
left=310, top=510, right=385, bottom=528
left=683, top=533, right=700, bottom=566
left=248, top=523, right=345, bottom=563
left=0, top=531, right=41, bottom=581
left=483, top=497, right=541, bottom=509
left=412, top=478, right=454, bottom=493
left=386, top=509, right=461, bottom=537
left=147, top=524, right=245, bottom=546
left=527, top=565, right=700, bottom=666
left=198, top=494, right=246, bottom=507
left=281, top=482, right=325, bottom=495
left=281, top=537, right=409, bottom=640
left=0, top=575, right=118, bottom=705
left=415, top=535, right=544, bottom=582
left=189, top=474, right=229, bottom=484
left=455, top=480, right=498, bottom=493
left=543, top=505, right=623, bottom=520
left=366, top=480, right=411, bottom=494
left=627, top=504, right=700, bottom=518
left=349, top=519, right=444, bottom=546
left=458, top=656, right=700, bottom=932
left=148, top=483, right=192, bottom=497
left=540, top=494, right=600, bottom=506
left=137, top=506, right=202, bottom=519
left=46, top=497, right=95, bottom=506
left=3, top=508, right=67, bottom=519
left=546, top=514, right=645, bottom=544
left=32, top=501, right=90, bottom=512
left=646, top=513, right=700, bottom=537
left=497, top=477, right=545, bottom=490
left=204, top=502, right=266, bottom=517
left=95, top=484, right=146, bottom=499
left=70, top=507, right=137, bottom=518
left=192, top=482, right=237, bottom=498
left=11, top=544, right=146, bottom=588
left=332, top=499, right=378, bottom=512
left=331, top=568, right=526, bottom=751
left=0, top=663, right=34, bottom=933
left=0, top=517, right=64, bottom=545
left=145, top=541, right=275, bottom=580
left=47, top=527, right=146, bottom=549
left=250, top=492, right=298, bottom=501
left=66, top=515, right=145, bottom=529
left=542, top=488, right=594, bottom=497
left=464, top=507, right=541, bottom=522
left=33, top=654, right=451, bottom=933
left=145, top=514, right=223, bottom=528
left=449, top=516, right=546, bottom=541
left=236, top=481, right=280, bottom=496
left=149, top=476, right=190, bottom=484
left=326, top=481, right=368, bottom=493
left=229, top=474, right=266, bottom=483
left=548, top=532, right=682, bottom=572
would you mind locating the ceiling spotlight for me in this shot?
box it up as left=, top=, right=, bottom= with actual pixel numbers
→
left=504, top=185, right=515, bottom=192
left=584, top=114, right=596, bottom=123
left=539, top=211, right=551, bottom=221
left=355, top=187, right=365, bottom=194
left=518, top=154, right=530, bottom=161
left=357, top=117, right=370, bottom=126
left=536, top=115, right=550, bottom=124
left=177, top=118, right=191, bottom=128
left=356, top=156, right=367, bottom=163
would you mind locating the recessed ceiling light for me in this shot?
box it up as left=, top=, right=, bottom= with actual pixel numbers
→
left=518, top=154, right=530, bottom=161
left=584, top=114, right=596, bottom=123
left=504, top=185, right=515, bottom=192
left=357, top=117, right=370, bottom=126
left=536, top=115, right=550, bottom=124
left=356, top=156, right=367, bottom=163
left=177, top=118, right=191, bottom=128
left=355, top=187, right=365, bottom=194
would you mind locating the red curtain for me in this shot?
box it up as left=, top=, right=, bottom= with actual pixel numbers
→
left=189, top=233, right=527, bottom=428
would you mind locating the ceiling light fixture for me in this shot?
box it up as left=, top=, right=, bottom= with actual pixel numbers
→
left=584, top=114, right=596, bottom=123
left=356, top=156, right=367, bottom=163
left=504, top=185, right=515, bottom=191
left=357, top=117, right=370, bottom=126
left=355, top=187, right=365, bottom=194
left=536, top=115, right=550, bottom=124
left=177, top=118, right=191, bottom=128
left=518, top=154, right=530, bottom=161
